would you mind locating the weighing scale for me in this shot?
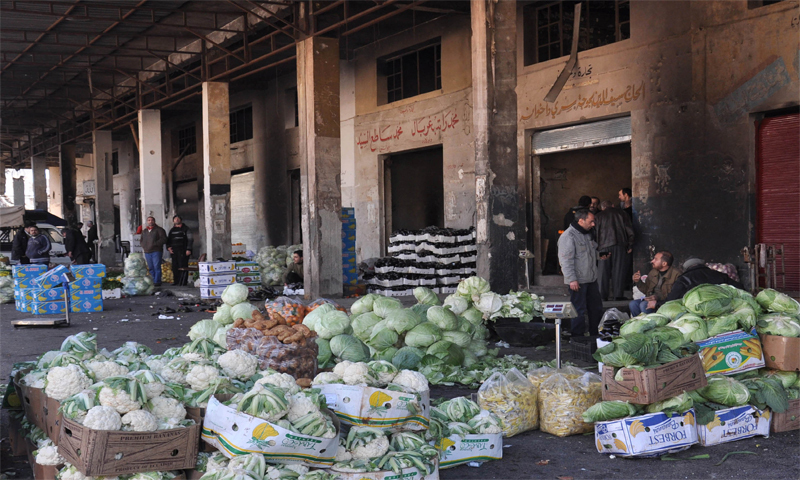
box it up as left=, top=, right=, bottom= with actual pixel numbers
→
left=12, top=272, right=74, bottom=328
left=540, top=301, right=577, bottom=368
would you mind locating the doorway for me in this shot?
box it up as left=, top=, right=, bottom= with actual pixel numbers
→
left=288, top=169, right=302, bottom=245
left=174, top=180, right=199, bottom=254
left=384, top=146, right=444, bottom=236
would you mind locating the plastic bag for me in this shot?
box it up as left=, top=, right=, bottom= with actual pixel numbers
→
left=526, top=365, right=585, bottom=389
left=538, top=370, right=601, bottom=437
left=598, top=308, right=629, bottom=337
left=121, top=275, right=154, bottom=296
left=478, top=368, right=538, bottom=437
left=227, top=327, right=318, bottom=380
left=124, top=253, right=149, bottom=277
left=307, top=298, right=347, bottom=313
left=265, top=296, right=307, bottom=326
left=0, top=276, right=14, bottom=304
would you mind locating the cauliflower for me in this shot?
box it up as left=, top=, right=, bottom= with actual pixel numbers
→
left=143, top=382, right=165, bottom=400
left=158, top=365, right=186, bottom=384
left=334, top=443, right=352, bottom=462
left=83, top=405, right=122, bottom=430
left=181, top=352, right=207, bottom=362
left=256, top=372, right=300, bottom=394
left=287, top=393, right=321, bottom=422
left=392, top=370, right=429, bottom=393
left=22, top=371, right=47, bottom=388
left=45, top=365, right=93, bottom=401
left=58, top=465, right=90, bottom=480
left=341, top=363, right=377, bottom=386
left=85, top=360, right=129, bottom=381
left=35, top=443, right=65, bottom=465
left=144, top=357, right=168, bottom=375
left=206, top=452, right=230, bottom=473
left=352, top=435, right=389, bottom=460
left=99, top=385, right=142, bottom=414
left=332, top=361, right=353, bottom=378
left=312, top=372, right=342, bottom=385
left=185, top=364, right=220, bottom=391
left=217, top=350, right=258, bottom=380
left=121, top=410, right=159, bottom=432
left=148, top=396, right=187, bottom=423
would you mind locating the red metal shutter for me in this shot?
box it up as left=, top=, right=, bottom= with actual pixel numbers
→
left=756, top=113, right=800, bottom=292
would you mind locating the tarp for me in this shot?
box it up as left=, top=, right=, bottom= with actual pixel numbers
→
left=0, top=206, right=25, bottom=227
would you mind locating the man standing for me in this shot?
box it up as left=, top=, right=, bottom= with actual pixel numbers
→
left=618, top=188, right=633, bottom=219
left=563, top=196, right=593, bottom=231
left=630, top=251, right=681, bottom=315
left=594, top=201, right=635, bottom=301
left=141, top=216, right=167, bottom=286
left=25, top=226, right=51, bottom=265
left=86, top=221, right=98, bottom=262
left=558, top=209, right=607, bottom=337
left=11, top=221, right=35, bottom=264
left=590, top=197, right=600, bottom=213
left=64, top=224, right=91, bottom=265
left=167, top=215, right=193, bottom=286
left=665, top=257, right=744, bottom=302
left=282, top=250, right=304, bottom=285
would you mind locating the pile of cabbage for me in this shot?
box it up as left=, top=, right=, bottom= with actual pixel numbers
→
left=212, top=283, right=258, bottom=325
left=254, top=244, right=302, bottom=286
left=0, top=275, right=13, bottom=304
left=121, top=252, right=155, bottom=296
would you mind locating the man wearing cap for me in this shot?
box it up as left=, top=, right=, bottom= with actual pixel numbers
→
left=665, top=257, right=744, bottom=302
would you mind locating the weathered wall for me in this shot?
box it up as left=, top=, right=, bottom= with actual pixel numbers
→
left=112, top=138, right=140, bottom=243
left=352, top=16, right=475, bottom=260
left=517, top=0, right=799, bottom=285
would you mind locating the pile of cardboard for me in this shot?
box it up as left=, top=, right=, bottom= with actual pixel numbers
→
left=198, top=261, right=261, bottom=298
left=13, top=264, right=105, bottom=315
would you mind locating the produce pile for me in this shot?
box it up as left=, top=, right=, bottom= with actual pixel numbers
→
left=192, top=452, right=337, bottom=480
left=121, top=253, right=155, bottom=296
left=253, top=244, right=302, bottom=286
left=160, top=258, right=174, bottom=285
left=0, top=274, right=13, bottom=303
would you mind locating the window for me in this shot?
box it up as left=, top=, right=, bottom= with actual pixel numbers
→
left=230, top=105, right=253, bottom=144
left=285, top=87, right=299, bottom=129
left=523, top=1, right=630, bottom=66
left=382, top=40, right=442, bottom=104
left=748, top=0, right=786, bottom=8
left=111, top=150, right=119, bottom=175
left=177, top=124, right=197, bottom=156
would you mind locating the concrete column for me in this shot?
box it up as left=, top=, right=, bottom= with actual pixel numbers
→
left=93, top=130, right=115, bottom=265
left=138, top=109, right=165, bottom=228
left=202, top=82, right=232, bottom=260
left=59, top=143, right=78, bottom=225
left=297, top=36, right=343, bottom=298
left=31, top=156, right=47, bottom=210
left=0, top=159, right=5, bottom=196
left=471, top=0, right=519, bottom=293
left=13, top=177, right=25, bottom=206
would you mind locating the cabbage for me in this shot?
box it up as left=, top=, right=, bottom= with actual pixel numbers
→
left=329, top=334, right=370, bottom=363
left=456, top=276, right=490, bottom=301
left=645, top=393, right=694, bottom=415
left=467, top=340, right=488, bottom=357
left=212, top=324, right=233, bottom=349
left=427, top=306, right=459, bottom=331
left=706, top=314, right=739, bottom=337
left=426, top=341, right=464, bottom=366
left=756, top=289, right=800, bottom=314
left=222, top=283, right=249, bottom=306
left=375, top=347, right=398, bottom=363
left=366, top=327, right=399, bottom=351
left=315, top=310, right=351, bottom=339
left=373, top=297, right=403, bottom=318
left=475, top=292, right=503, bottom=318
left=302, top=303, right=336, bottom=331
left=656, top=300, right=687, bottom=321
left=317, top=338, right=333, bottom=368
left=698, top=376, right=751, bottom=406
left=461, top=307, right=483, bottom=326
left=443, top=295, right=469, bottom=315
left=351, top=312, right=382, bottom=342
left=756, top=313, right=800, bottom=337
left=230, top=303, right=258, bottom=322
left=644, top=326, right=686, bottom=350
left=350, top=294, right=380, bottom=316
left=188, top=319, right=220, bottom=341
left=385, top=309, right=423, bottom=335
left=456, top=316, right=475, bottom=336
left=213, top=304, right=233, bottom=325
left=641, top=313, right=671, bottom=327
left=582, top=401, right=639, bottom=423
left=414, top=287, right=440, bottom=306
left=392, top=346, right=425, bottom=370
left=668, top=314, right=710, bottom=342
left=619, top=316, right=658, bottom=336
left=683, top=284, right=733, bottom=317
left=405, top=322, right=443, bottom=348
left=462, top=350, right=478, bottom=367
left=729, top=299, right=758, bottom=331
left=760, top=369, right=798, bottom=390
left=594, top=333, right=658, bottom=368
left=121, top=275, right=154, bottom=296
left=442, top=330, right=472, bottom=348
left=472, top=324, right=490, bottom=341
left=410, top=303, right=432, bottom=318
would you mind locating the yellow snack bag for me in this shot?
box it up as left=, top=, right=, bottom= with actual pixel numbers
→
left=478, top=368, right=538, bottom=437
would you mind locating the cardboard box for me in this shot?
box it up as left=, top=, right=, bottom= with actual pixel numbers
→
left=771, top=398, right=800, bottom=433
left=102, top=288, right=122, bottom=300
left=200, top=286, right=226, bottom=299
left=15, top=372, right=47, bottom=432
left=13, top=264, right=48, bottom=279
left=8, top=413, right=28, bottom=456
left=601, top=355, right=707, bottom=404
left=199, top=273, right=237, bottom=286
left=58, top=418, right=201, bottom=476
left=186, top=394, right=234, bottom=453
left=201, top=397, right=339, bottom=467
left=435, top=433, right=502, bottom=469
left=70, top=288, right=102, bottom=301
left=70, top=278, right=102, bottom=291
left=235, top=262, right=260, bottom=274
left=236, top=273, right=261, bottom=285
left=16, top=288, right=35, bottom=302
left=697, top=329, right=765, bottom=376
left=317, top=384, right=430, bottom=431
left=198, top=261, right=236, bottom=274
left=32, top=300, right=68, bottom=315
left=760, top=334, right=800, bottom=371
left=31, top=288, right=65, bottom=302
left=696, top=405, right=770, bottom=446
left=26, top=439, right=63, bottom=480
left=43, top=394, right=63, bottom=445
left=34, top=265, right=70, bottom=289
left=14, top=277, right=37, bottom=289
left=72, top=297, right=103, bottom=313
left=594, top=409, right=698, bottom=458
left=71, top=264, right=106, bottom=279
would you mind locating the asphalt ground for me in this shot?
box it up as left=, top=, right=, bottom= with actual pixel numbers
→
left=1, top=288, right=799, bottom=479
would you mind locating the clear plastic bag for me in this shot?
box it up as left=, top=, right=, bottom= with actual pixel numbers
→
left=538, top=370, right=602, bottom=437
left=307, top=298, right=347, bottom=313
left=121, top=275, right=154, bottom=296
left=478, top=367, right=539, bottom=437
left=526, top=365, right=585, bottom=390
left=124, top=253, right=149, bottom=277
left=227, top=327, right=318, bottom=379
left=598, top=308, right=629, bottom=336
left=265, top=296, right=307, bottom=326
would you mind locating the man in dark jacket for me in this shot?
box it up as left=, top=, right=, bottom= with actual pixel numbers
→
left=141, top=216, right=168, bottom=286
left=11, top=221, right=35, bottom=264
left=64, top=224, right=91, bottom=265
left=594, top=201, right=635, bottom=301
left=86, top=221, right=98, bottom=262
left=563, top=196, right=593, bottom=231
left=630, top=251, right=681, bottom=315
left=25, top=226, right=51, bottom=264
left=167, top=215, right=193, bottom=286
left=665, top=257, right=745, bottom=302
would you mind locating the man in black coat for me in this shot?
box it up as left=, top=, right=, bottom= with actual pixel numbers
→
left=64, top=224, right=91, bottom=265
left=167, top=215, right=193, bottom=286
left=86, top=221, right=98, bottom=262
left=665, top=257, right=745, bottom=302
left=11, top=221, right=35, bottom=264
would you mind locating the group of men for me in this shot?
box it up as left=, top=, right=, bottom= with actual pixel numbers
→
left=557, top=188, right=743, bottom=337
left=11, top=221, right=95, bottom=265
left=140, top=215, right=193, bottom=287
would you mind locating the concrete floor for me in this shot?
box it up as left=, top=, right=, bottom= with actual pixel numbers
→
left=1, top=288, right=799, bottom=480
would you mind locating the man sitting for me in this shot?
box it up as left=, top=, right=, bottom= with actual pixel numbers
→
left=283, top=250, right=304, bottom=286
left=630, top=251, right=680, bottom=316
left=665, top=257, right=744, bottom=302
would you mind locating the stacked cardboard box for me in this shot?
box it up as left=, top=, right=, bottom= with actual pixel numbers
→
left=198, top=261, right=236, bottom=298
left=342, top=207, right=357, bottom=286
left=13, top=264, right=48, bottom=313
left=69, top=264, right=105, bottom=313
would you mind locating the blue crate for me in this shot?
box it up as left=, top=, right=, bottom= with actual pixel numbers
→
left=71, top=264, right=106, bottom=279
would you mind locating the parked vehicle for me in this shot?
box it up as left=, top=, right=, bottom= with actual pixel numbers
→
left=0, top=207, right=71, bottom=265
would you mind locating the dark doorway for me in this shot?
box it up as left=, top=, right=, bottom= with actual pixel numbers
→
left=288, top=169, right=302, bottom=244
left=386, top=146, right=444, bottom=233
left=174, top=180, right=200, bottom=254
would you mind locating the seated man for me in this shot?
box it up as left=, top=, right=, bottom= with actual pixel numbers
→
left=665, top=257, right=744, bottom=302
left=629, top=251, right=680, bottom=316
left=282, top=250, right=304, bottom=285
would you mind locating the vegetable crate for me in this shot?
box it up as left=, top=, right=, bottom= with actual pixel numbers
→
left=317, top=384, right=431, bottom=432
left=594, top=409, right=698, bottom=458
left=696, top=405, right=770, bottom=446
left=759, top=334, right=800, bottom=371
left=434, top=433, right=503, bottom=469
left=569, top=336, right=598, bottom=363
left=601, top=355, right=707, bottom=404
left=771, top=398, right=800, bottom=433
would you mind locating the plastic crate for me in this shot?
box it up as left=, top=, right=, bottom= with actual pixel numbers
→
left=570, top=336, right=598, bottom=363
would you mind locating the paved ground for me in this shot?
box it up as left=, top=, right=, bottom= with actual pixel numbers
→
left=2, top=288, right=799, bottom=479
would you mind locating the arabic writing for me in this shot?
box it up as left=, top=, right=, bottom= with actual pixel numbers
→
left=570, top=64, right=593, bottom=79
left=411, top=110, right=459, bottom=137
left=714, top=57, right=791, bottom=124
left=355, top=109, right=460, bottom=152
left=520, top=81, right=646, bottom=121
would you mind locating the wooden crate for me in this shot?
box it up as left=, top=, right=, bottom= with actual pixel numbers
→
left=601, top=355, right=707, bottom=404
left=771, top=398, right=800, bottom=433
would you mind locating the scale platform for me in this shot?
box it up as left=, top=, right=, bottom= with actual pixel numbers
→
left=539, top=301, right=577, bottom=368
left=11, top=317, right=70, bottom=327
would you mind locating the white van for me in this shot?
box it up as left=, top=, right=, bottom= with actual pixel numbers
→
left=0, top=223, right=71, bottom=266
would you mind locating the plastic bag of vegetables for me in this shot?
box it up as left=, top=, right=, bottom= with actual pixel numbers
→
left=121, top=275, right=155, bottom=296
left=478, top=368, right=538, bottom=437
left=538, top=369, right=601, bottom=437
left=266, top=296, right=307, bottom=326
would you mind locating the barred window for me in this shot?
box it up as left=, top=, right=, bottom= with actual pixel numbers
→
left=230, top=105, right=253, bottom=144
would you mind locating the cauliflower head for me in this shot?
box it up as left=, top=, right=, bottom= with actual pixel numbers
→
left=185, top=364, right=220, bottom=391
left=35, top=444, right=65, bottom=465
left=392, top=370, right=429, bottom=393
left=342, top=363, right=376, bottom=386
left=144, top=357, right=168, bottom=375
left=312, top=372, right=342, bottom=385
left=256, top=372, right=300, bottom=394
left=287, top=393, right=321, bottom=423
left=148, top=396, right=187, bottom=422
left=58, top=465, right=90, bottom=480
left=85, top=360, right=129, bottom=381
left=217, top=350, right=258, bottom=380
left=334, top=444, right=352, bottom=462
left=83, top=405, right=122, bottom=430
left=98, top=385, right=142, bottom=414
left=332, top=360, right=354, bottom=378
left=351, top=435, right=389, bottom=460
left=45, top=364, right=93, bottom=401
left=121, top=410, right=159, bottom=432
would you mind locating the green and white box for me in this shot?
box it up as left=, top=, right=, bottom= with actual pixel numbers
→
left=434, top=433, right=503, bottom=469
left=317, top=384, right=430, bottom=432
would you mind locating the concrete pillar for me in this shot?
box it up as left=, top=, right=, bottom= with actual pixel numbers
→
left=138, top=109, right=165, bottom=228
left=13, top=177, right=25, bottom=206
left=471, top=0, right=519, bottom=293
left=202, top=82, right=232, bottom=260
left=93, top=130, right=115, bottom=265
left=0, top=159, right=5, bottom=196
left=297, top=36, right=343, bottom=298
left=31, top=156, right=47, bottom=210
left=59, top=143, right=78, bottom=225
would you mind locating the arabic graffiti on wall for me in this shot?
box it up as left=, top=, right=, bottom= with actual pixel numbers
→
left=714, top=57, right=791, bottom=125
left=356, top=109, right=460, bottom=153
left=520, top=81, right=646, bottom=122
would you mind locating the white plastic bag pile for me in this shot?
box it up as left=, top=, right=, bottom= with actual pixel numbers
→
left=121, top=253, right=155, bottom=296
